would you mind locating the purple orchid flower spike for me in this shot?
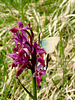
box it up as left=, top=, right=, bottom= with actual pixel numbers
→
left=9, top=21, right=46, bottom=88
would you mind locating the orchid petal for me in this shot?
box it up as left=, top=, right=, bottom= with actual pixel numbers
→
left=13, top=46, right=18, bottom=53
left=12, top=61, right=17, bottom=68
left=33, top=42, right=46, bottom=54
left=37, top=64, right=43, bottom=71
left=39, top=70, right=46, bottom=75
left=16, top=67, right=23, bottom=77
left=22, top=33, right=27, bottom=44
left=36, top=76, right=42, bottom=87
left=22, top=31, right=29, bottom=41
left=18, top=49, right=24, bottom=58
left=22, top=22, right=30, bottom=30
left=9, top=28, right=18, bottom=33
left=38, top=56, right=45, bottom=67
left=23, top=48, right=30, bottom=56
left=17, top=21, right=23, bottom=28
left=8, top=53, right=18, bottom=60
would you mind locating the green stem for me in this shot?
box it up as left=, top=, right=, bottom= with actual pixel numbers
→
left=17, top=77, right=35, bottom=100
left=32, top=77, right=37, bottom=100
left=30, top=70, right=37, bottom=100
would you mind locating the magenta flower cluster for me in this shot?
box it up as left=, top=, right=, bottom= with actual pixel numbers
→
left=9, top=21, right=46, bottom=87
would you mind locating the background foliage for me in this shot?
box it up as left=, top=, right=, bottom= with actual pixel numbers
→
left=0, top=0, right=75, bottom=100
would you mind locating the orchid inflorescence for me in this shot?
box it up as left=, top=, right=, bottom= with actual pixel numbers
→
left=9, top=21, right=46, bottom=87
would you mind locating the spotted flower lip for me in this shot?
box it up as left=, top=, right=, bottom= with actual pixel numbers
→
left=9, top=21, right=46, bottom=86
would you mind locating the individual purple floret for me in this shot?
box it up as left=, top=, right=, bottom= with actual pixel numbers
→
left=9, top=21, right=46, bottom=87
left=33, top=70, right=46, bottom=87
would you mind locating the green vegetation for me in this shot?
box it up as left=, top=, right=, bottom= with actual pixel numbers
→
left=0, top=0, right=75, bottom=100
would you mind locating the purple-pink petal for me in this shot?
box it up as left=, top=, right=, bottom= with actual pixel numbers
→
left=22, top=33, right=27, bottom=44
left=22, top=22, right=30, bottom=30
left=9, top=28, right=18, bottom=33
left=37, top=64, right=43, bottom=71
left=33, top=42, right=46, bottom=54
left=36, top=76, right=42, bottom=87
left=23, top=44, right=31, bottom=56
left=38, top=56, right=45, bottom=67
left=13, top=46, right=18, bottom=53
left=23, top=48, right=30, bottom=56
left=22, top=31, right=29, bottom=41
left=37, top=48, right=46, bottom=54
left=8, top=53, right=18, bottom=60
left=33, top=69, right=46, bottom=87
left=12, top=38, right=20, bottom=45
left=13, top=33, right=17, bottom=39
left=17, top=21, right=23, bottom=28
left=16, top=67, right=23, bottom=77
left=12, top=61, right=17, bottom=68
left=18, top=49, right=24, bottom=58
left=39, top=70, right=46, bottom=76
